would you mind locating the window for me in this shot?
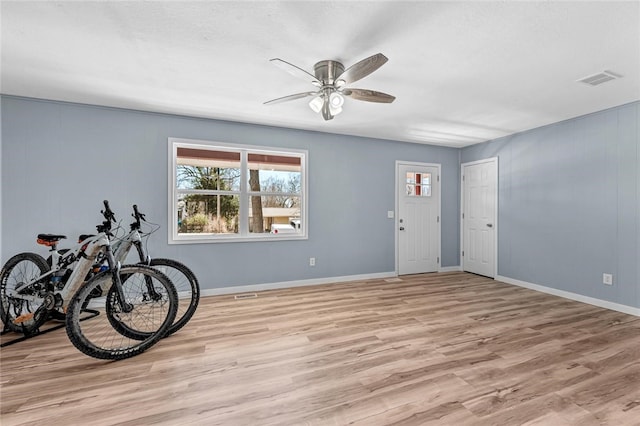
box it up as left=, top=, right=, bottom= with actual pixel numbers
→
left=406, top=172, right=431, bottom=197
left=170, top=138, right=307, bottom=243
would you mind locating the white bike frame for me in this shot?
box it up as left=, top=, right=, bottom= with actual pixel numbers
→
left=8, top=233, right=121, bottom=311
left=112, top=229, right=148, bottom=266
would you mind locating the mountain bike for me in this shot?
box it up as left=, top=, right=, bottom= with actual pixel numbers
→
left=0, top=202, right=178, bottom=360
left=111, top=204, right=200, bottom=336
left=45, top=204, right=200, bottom=336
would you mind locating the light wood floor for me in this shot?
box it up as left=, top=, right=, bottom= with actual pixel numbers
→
left=1, top=272, right=640, bottom=425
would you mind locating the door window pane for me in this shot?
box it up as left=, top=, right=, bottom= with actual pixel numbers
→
left=406, top=172, right=431, bottom=197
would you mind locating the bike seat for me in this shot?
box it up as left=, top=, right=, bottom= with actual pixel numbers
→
left=37, top=234, right=67, bottom=246
left=78, top=234, right=95, bottom=242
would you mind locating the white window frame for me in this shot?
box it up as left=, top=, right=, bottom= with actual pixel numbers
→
left=168, top=137, right=308, bottom=244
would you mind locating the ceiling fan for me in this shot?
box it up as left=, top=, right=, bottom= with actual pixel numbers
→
left=264, top=53, right=395, bottom=121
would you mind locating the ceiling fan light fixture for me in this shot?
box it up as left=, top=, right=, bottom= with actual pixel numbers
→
left=329, top=92, right=344, bottom=108
left=308, top=96, right=324, bottom=113
left=329, top=105, right=343, bottom=116
left=328, top=92, right=344, bottom=116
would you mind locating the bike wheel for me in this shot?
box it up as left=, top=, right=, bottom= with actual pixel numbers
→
left=103, top=270, right=170, bottom=341
left=149, top=258, right=200, bottom=336
left=65, top=265, right=177, bottom=360
left=0, top=253, right=50, bottom=334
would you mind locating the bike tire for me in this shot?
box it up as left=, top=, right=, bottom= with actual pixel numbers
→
left=103, top=270, right=167, bottom=341
left=0, top=253, right=51, bottom=334
left=148, top=258, right=200, bottom=336
left=65, top=265, right=177, bottom=360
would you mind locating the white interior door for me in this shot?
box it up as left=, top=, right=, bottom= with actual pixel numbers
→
left=462, top=158, right=497, bottom=278
left=398, top=163, right=440, bottom=275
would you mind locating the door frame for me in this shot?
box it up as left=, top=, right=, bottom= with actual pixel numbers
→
left=395, top=160, right=442, bottom=275
left=460, top=157, right=498, bottom=278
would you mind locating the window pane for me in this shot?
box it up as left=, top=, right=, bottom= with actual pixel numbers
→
left=406, top=184, right=415, bottom=196
left=248, top=153, right=301, bottom=193
left=177, top=194, right=239, bottom=234
left=248, top=195, right=301, bottom=234
left=406, top=172, right=415, bottom=184
left=171, top=139, right=306, bottom=242
left=177, top=148, right=240, bottom=191
left=406, top=172, right=432, bottom=197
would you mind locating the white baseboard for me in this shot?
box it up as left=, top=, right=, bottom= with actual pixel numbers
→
left=496, top=275, right=640, bottom=317
left=439, top=265, right=462, bottom=273
left=201, top=271, right=397, bottom=297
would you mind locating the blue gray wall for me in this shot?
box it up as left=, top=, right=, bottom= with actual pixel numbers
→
left=3, top=96, right=637, bottom=307
left=462, top=102, right=640, bottom=309
left=0, top=96, right=460, bottom=289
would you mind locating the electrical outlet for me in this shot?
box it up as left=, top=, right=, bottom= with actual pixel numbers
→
left=309, top=257, right=316, bottom=266
left=603, top=273, right=613, bottom=285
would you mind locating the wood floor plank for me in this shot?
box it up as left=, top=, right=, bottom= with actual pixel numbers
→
left=1, top=272, right=639, bottom=425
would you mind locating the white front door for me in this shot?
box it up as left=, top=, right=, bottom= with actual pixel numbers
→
left=462, top=158, right=497, bottom=278
left=398, top=163, right=440, bottom=275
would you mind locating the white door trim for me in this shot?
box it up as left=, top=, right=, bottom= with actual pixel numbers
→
left=395, top=160, right=442, bottom=275
left=460, top=157, right=498, bottom=278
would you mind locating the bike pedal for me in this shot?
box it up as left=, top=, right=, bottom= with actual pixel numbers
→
left=13, top=313, right=35, bottom=324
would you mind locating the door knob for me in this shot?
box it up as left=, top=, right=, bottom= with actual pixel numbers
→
left=487, top=223, right=493, bottom=228
left=399, top=227, right=405, bottom=231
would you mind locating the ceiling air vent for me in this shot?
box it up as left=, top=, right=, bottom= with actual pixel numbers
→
left=577, top=70, right=622, bottom=86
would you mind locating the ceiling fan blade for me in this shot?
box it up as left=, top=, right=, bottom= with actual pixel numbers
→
left=264, top=91, right=318, bottom=105
left=337, top=53, right=388, bottom=85
left=343, top=88, right=395, bottom=103
left=269, top=58, right=320, bottom=85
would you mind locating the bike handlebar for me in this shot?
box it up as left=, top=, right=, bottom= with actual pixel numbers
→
left=101, top=200, right=116, bottom=223
left=97, top=200, right=116, bottom=234
left=130, top=204, right=146, bottom=230
left=94, top=201, right=149, bottom=234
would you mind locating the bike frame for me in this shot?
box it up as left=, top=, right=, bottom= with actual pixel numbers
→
left=112, top=230, right=148, bottom=266
left=7, top=233, right=130, bottom=312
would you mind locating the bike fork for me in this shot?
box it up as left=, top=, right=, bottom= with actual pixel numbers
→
left=134, top=242, right=161, bottom=301
left=135, top=241, right=151, bottom=266
left=104, top=246, right=134, bottom=313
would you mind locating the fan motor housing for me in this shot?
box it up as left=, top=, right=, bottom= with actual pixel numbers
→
left=314, top=60, right=345, bottom=85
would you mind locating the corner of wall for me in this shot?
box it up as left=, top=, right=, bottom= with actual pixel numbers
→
left=636, top=101, right=640, bottom=309
left=0, top=96, right=3, bottom=263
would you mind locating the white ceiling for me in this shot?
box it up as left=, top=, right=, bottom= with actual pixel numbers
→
left=2, top=1, right=639, bottom=148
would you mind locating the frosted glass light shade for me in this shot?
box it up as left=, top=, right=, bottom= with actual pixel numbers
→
left=308, top=96, right=324, bottom=113
left=329, top=92, right=344, bottom=108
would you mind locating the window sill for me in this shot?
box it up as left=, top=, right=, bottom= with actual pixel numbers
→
left=169, top=233, right=308, bottom=244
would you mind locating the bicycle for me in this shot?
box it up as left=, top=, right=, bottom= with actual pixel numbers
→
left=111, top=204, right=200, bottom=336
left=0, top=201, right=178, bottom=360
left=45, top=204, right=200, bottom=336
